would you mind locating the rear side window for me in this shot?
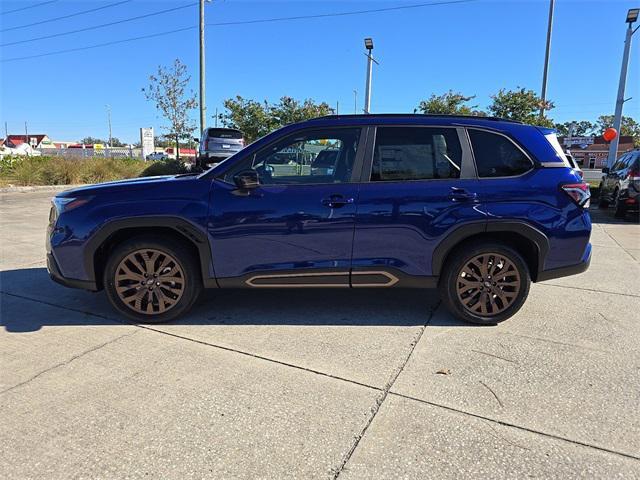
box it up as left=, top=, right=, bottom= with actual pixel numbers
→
left=207, top=128, right=243, bottom=139
left=371, top=127, right=462, bottom=181
left=469, top=130, right=533, bottom=178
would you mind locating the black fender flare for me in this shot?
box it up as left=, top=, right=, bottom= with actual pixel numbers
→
left=432, top=220, right=549, bottom=279
left=84, top=216, right=217, bottom=289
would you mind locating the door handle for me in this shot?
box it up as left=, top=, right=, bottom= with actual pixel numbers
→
left=448, top=187, right=478, bottom=202
left=321, top=194, right=354, bottom=208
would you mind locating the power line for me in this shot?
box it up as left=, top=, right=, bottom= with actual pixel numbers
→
left=1, top=0, right=133, bottom=33
left=1, top=0, right=58, bottom=16
left=1, top=2, right=198, bottom=47
left=1, top=0, right=475, bottom=62
left=207, top=0, right=474, bottom=27
left=2, top=27, right=197, bottom=62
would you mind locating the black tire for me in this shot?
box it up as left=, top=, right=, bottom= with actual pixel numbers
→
left=598, top=184, right=609, bottom=208
left=103, top=235, right=202, bottom=323
left=439, top=241, right=531, bottom=325
left=613, top=190, right=626, bottom=218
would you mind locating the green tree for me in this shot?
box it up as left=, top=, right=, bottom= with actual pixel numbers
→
left=80, top=136, right=106, bottom=145
left=142, top=58, right=197, bottom=161
left=221, top=96, right=332, bottom=143
left=415, top=90, right=483, bottom=115
left=595, top=115, right=640, bottom=146
left=553, top=120, right=596, bottom=136
left=488, top=87, right=554, bottom=127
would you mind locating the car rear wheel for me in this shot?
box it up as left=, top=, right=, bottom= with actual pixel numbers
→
left=104, top=236, right=202, bottom=323
left=597, top=183, right=609, bottom=208
left=439, top=242, right=531, bottom=325
left=613, top=189, right=626, bottom=218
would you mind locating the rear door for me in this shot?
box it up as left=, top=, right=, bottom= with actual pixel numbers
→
left=351, top=125, right=484, bottom=285
left=209, top=127, right=365, bottom=286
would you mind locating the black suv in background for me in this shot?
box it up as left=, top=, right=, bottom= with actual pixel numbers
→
left=599, top=150, right=640, bottom=218
left=197, top=128, right=245, bottom=169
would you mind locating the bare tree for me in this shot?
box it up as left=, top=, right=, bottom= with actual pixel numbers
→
left=142, top=59, right=197, bottom=161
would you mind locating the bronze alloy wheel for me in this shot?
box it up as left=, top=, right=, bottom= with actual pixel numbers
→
left=114, top=248, right=185, bottom=315
left=456, top=252, right=521, bottom=317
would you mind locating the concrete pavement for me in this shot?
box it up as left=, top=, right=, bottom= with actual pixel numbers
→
left=1, top=190, right=639, bottom=479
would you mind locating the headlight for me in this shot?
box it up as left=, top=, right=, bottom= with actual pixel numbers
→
left=52, top=196, right=93, bottom=213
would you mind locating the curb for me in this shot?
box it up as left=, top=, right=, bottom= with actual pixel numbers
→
left=0, top=184, right=86, bottom=194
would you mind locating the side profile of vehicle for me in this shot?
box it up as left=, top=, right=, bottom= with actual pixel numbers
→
left=146, top=151, right=168, bottom=161
left=47, top=114, right=591, bottom=325
left=197, top=127, right=245, bottom=169
left=598, top=150, right=640, bottom=218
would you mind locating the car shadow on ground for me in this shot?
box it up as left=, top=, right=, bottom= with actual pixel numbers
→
left=0, top=267, right=470, bottom=333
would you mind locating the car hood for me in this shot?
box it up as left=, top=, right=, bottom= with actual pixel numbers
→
left=57, top=174, right=201, bottom=198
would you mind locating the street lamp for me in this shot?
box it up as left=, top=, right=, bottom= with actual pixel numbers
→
left=363, top=37, right=376, bottom=114
left=607, top=8, right=639, bottom=168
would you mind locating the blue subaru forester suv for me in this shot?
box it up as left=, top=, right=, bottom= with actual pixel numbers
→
left=47, top=115, right=591, bottom=325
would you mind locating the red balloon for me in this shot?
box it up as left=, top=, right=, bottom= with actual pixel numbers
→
left=603, top=128, right=618, bottom=142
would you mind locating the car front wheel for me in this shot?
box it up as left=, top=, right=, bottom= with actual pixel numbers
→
left=104, top=236, right=202, bottom=323
left=440, top=242, right=531, bottom=325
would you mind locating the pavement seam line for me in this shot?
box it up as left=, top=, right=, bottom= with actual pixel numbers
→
left=389, top=391, right=640, bottom=462
left=601, top=227, right=637, bottom=261
left=331, top=301, right=440, bottom=480
left=539, top=283, right=640, bottom=298
left=0, top=330, right=138, bottom=395
left=0, top=291, right=383, bottom=393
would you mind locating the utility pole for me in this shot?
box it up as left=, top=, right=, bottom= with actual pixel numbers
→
left=106, top=104, right=112, bottom=147
left=199, top=0, right=207, bottom=136
left=214, top=107, right=218, bottom=127
left=336, top=101, right=339, bottom=115
left=353, top=90, right=357, bottom=114
left=4, top=121, right=7, bottom=139
left=608, top=8, right=639, bottom=168
left=24, top=121, right=29, bottom=156
left=539, top=0, right=555, bottom=120
left=364, top=38, right=375, bottom=114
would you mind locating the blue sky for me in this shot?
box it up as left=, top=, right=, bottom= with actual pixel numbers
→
left=1, top=0, right=639, bottom=143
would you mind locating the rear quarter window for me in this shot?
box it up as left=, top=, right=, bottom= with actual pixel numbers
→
left=469, top=129, right=533, bottom=178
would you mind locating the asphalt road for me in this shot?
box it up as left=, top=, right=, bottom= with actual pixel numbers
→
left=1, top=190, right=639, bottom=479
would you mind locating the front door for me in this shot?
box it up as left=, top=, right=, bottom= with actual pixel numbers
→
left=209, top=127, right=365, bottom=287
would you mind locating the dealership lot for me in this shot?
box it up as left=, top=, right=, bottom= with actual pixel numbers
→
left=1, top=190, right=639, bottom=479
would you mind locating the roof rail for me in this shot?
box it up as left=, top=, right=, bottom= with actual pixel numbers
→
left=309, top=113, right=523, bottom=124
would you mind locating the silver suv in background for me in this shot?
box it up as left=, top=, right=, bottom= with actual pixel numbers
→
left=197, top=128, right=245, bottom=169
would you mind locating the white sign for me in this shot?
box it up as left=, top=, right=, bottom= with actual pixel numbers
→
left=563, top=136, right=594, bottom=147
left=140, top=127, right=155, bottom=159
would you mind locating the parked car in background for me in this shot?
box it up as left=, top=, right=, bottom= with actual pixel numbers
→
left=197, top=127, right=245, bottom=169
left=598, top=149, right=640, bottom=218
left=47, top=114, right=591, bottom=326
left=146, top=151, right=168, bottom=161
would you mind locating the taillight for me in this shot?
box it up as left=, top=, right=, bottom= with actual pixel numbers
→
left=561, top=183, right=591, bottom=208
left=628, top=167, right=640, bottom=181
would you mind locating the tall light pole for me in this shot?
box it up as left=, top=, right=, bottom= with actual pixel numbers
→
left=607, top=8, right=639, bottom=168
left=363, top=38, right=376, bottom=114
left=199, top=0, right=208, bottom=136
left=106, top=104, right=112, bottom=147
left=353, top=89, right=357, bottom=114
left=539, top=0, right=555, bottom=120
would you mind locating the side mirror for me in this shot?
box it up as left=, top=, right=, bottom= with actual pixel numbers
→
left=233, top=170, right=259, bottom=189
left=193, top=137, right=200, bottom=143
left=602, top=167, right=610, bottom=174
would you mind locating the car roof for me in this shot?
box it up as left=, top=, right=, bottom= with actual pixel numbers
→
left=299, top=113, right=523, bottom=129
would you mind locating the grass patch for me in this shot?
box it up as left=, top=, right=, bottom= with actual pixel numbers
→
left=0, top=155, right=188, bottom=186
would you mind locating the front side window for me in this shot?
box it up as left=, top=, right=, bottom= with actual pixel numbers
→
left=224, top=128, right=360, bottom=185
left=371, top=127, right=462, bottom=181
left=469, top=130, right=533, bottom=178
